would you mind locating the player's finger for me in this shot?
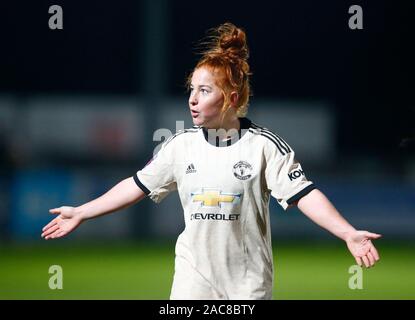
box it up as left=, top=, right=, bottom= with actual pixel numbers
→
left=51, top=230, right=66, bottom=239
left=361, top=255, right=370, bottom=268
left=42, top=219, right=58, bottom=232
left=370, top=245, right=380, bottom=261
left=354, top=256, right=362, bottom=267
left=367, top=252, right=375, bottom=267
left=41, top=224, right=59, bottom=238
left=45, top=229, right=63, bottom=240
left=49, top=208, right=61, bottom=214
left=364, top=232, right=382, bottom=239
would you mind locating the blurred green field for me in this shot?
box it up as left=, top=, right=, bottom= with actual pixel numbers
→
left=1, top=241, right=414, bottom=299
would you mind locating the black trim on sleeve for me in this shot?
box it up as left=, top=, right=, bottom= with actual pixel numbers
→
left=133, top=174, right=151, bottom=195
left=286, top=184, right=316, bottom=205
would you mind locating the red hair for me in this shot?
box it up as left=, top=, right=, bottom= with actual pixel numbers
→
left=187, top=22, right=252, bottom=117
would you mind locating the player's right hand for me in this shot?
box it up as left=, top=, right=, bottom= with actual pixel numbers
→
left=41, top=206, right=83, bottom=240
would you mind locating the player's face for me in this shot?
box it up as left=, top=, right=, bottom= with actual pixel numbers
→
left=188, top=67, right=225, bottom=128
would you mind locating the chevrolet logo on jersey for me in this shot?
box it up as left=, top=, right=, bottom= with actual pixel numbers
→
left=191, top=189, right=241, bottom=207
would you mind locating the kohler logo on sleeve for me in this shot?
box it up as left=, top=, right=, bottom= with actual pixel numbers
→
left=288, top=169, right=305, bottom=181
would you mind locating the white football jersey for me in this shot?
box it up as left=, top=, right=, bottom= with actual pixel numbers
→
left=134, top=117, right=315, bottom=299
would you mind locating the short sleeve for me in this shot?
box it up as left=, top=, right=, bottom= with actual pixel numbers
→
left=264, top=142, right=315, bottom=210
left=134, top=138, right=177, bottom=203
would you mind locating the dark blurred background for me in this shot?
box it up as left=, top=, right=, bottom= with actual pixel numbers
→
left=0, top=0, right=414, bottom=299
left=0, top=0, right=415, bottom=299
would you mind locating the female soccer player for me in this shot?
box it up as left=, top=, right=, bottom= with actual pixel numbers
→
left=41, top=23, right=381, bottom=300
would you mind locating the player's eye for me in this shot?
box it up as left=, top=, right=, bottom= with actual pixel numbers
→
left=201, top=88, right=209, bottom=94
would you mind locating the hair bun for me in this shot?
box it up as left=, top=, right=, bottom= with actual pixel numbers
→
left=217, top=23, right=249, bottom=61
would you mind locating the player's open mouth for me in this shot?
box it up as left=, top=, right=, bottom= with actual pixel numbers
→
left=191, top=110, right=199, bottom=118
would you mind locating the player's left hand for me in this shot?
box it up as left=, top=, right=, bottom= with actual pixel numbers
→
left=345, top=231, right=382, bottom=268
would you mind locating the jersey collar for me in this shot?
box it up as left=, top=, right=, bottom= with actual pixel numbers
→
left=202, top=117, right=252, bottom=147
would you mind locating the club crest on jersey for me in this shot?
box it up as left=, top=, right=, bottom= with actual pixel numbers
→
left=233, top=161, right=253, bottom=180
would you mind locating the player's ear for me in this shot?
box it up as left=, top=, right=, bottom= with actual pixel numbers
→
left=230, top=91, right=239, bottom=107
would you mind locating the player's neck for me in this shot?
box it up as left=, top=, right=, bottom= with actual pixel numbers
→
left=210, top=116, right=241, bottom=141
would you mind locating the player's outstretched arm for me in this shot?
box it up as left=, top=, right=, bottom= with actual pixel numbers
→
left=296, top=188, right=382, bottom=268
left=41, top=177, right=146, bottom=240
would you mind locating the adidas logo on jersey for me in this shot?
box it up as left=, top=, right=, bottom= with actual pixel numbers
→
left=186, top=163, right=197, bottom=174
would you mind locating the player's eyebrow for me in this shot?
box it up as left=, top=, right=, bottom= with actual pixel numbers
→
left=190, top=84, right=213, bottom=89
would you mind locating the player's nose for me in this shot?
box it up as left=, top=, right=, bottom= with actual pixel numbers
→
left=189, top=94, right=198, bottom=106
